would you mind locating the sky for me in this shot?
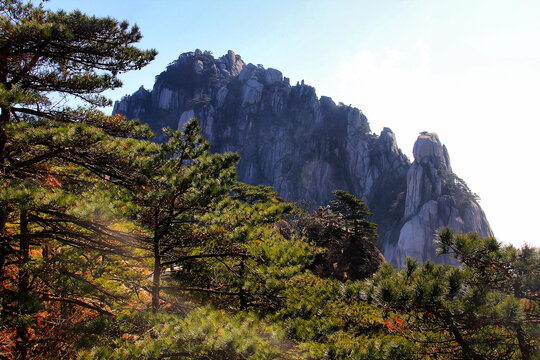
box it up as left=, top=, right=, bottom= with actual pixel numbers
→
left=46, top=0, right=540, bottom=247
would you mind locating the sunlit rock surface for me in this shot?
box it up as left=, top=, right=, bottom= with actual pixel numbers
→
left=114, top=50, right=492, bottom=267
left=386, top=132, right=493, bottom=267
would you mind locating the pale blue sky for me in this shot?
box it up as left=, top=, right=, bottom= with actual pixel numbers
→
left=46, top=0, right=540, bottom=247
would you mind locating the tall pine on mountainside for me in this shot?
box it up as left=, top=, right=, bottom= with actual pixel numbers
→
left=0, top=1, right=156, bottom=357
left=123, top=119, right=239, bottom=312
left=180, top=184, right=316, bottom=311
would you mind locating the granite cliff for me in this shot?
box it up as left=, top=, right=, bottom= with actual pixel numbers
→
left=114, top=50, right=493, bottom=267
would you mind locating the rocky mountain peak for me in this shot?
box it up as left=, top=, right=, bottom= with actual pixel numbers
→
left=385, top=132, right=493, bottom=267
left=413, top=132, right=451, bottom=171
left=114, top=50, right=492, bottom=267
left=218, top=50, right=245, bottom=78
left=377, top=127, right=400, bottom=155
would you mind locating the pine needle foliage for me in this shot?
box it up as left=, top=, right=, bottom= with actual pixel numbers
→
left=0, top=1, right=156, bottom=358
left=122, top=118, right=240, bottom=312
left=330, top=190, right=378, bottom=242
left=370, top=229, right=539, bottom=360
left=78, top=306, right=306, bottom=360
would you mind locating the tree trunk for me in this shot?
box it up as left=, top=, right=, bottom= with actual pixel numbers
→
left=445, top=315, right=484, bottom=360
left=239, top=259, right=246, bottom=310
left=0, top=204, right=9, bottom=278
left=0, top=96, right=11, bottom=166
left=352, top=218, right=358, bottom=244
left=513, top=282, right=532, bottom=359
left=515, top=327, right=531, bottom=360
left=152, top=233, right=161, bottom=312
left=0, top=104, right=10, bottom=277
left=15, top=210, right=29, bottom=360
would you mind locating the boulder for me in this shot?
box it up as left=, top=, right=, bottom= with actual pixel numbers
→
left=264, top=68, right=283, bottom=84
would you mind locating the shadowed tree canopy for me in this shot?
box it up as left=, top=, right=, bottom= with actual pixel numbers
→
left=126, top=119, right=240, bottom=312
left=230, top=182, right=284, bottom=205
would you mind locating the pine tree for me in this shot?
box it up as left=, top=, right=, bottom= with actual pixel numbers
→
left=230, top=182, right=284, bottom=204
left=330, top=190, right=378, bottom=243
left=370, top=228, right=539, bottom=359
left=123, top=119, right=239, bottom=312
left=180, top=193, right=314, bottom=311
left=0, top=1, right=156, bottom=357
left=78, top=306, right=304, bottom=360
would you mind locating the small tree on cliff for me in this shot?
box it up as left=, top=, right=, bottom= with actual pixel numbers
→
left=330, top=190, right=378, bottom=243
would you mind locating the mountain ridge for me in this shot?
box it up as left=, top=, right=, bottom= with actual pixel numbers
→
left=114, top=49, right=493, bottom=267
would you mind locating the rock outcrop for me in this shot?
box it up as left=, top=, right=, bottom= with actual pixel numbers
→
left=114, top=50, right=492, bottom=267
left=385, top=132, right=493, bottom=267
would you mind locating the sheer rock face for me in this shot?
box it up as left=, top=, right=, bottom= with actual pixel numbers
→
left=114, top=50, right=492, bottom=267
left=385, top=132, right=493, bottom=268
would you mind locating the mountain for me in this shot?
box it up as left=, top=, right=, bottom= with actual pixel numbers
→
left=113, top=49, right=493, bottom=267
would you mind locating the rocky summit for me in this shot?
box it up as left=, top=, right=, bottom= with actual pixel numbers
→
left=114, top=49, right=493, bottom=267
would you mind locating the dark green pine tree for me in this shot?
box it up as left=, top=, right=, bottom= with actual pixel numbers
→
left=0, top=1, right=156, bottom=357
left=76, top=191, right=321, bottom=359
left=330, top=190, right=378, bottom=243
left=126, top=119, right=239, bottom=312
left=176, top=186, right=315, bottom=311
left=370, top=228, right=539, bottom=360
left=230, top=182, right=284, bottom=204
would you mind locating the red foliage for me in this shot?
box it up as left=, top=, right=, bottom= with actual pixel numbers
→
left=44, top=173, right=62, bottom=188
